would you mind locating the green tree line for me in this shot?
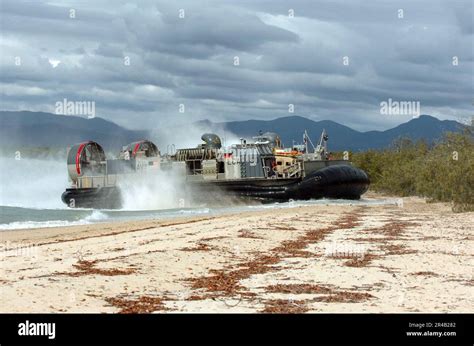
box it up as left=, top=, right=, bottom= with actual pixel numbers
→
left=343, top=130, right=473, bottom=212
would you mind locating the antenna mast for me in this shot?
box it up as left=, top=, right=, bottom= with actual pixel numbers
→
left=303, top=130, right=316, bottom=153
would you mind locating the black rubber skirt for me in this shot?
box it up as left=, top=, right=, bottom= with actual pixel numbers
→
left=61, top=187, right=122, bottom=209
left=289, top=164, right=370, bottom=200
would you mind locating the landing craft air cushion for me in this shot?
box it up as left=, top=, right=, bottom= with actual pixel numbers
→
left=61, top=131, right=370, bottom=209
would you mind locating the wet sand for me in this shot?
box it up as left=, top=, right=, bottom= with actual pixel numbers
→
left=1, top=193, right=472, bottom=313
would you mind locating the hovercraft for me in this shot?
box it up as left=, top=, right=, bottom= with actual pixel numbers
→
left=61, top=131, right=369, bottom=209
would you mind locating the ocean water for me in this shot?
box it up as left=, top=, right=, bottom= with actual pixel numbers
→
left=0, top=157, right=399, bottom=230
left=0, top=198, right=400, bottom=231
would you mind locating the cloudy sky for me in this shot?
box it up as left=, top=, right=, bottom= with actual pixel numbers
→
left=1, top=0, right=472, bottom=131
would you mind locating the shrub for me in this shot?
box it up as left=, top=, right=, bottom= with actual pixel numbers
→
left=350, top=131, right=474, bottom=212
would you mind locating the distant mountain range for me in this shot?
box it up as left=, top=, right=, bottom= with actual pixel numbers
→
left=201, top=115, right=467, bottom=151
left=0, top=111, right=467, bottom=152
left=0, top=111, right=147, bottom=152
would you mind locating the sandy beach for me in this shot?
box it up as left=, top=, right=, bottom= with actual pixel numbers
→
left=1, top=193, right=472, bottom=313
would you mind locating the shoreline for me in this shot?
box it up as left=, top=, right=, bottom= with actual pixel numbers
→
left=0, top=191, right=399, bottom=241
left=1, top=194, right=472, bottom=313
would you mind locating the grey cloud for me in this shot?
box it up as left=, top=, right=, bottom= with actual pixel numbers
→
left=0, top=0, right=472, bottom=132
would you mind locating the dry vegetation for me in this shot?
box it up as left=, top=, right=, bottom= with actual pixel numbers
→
left=342, top=131, right=474, bottom=212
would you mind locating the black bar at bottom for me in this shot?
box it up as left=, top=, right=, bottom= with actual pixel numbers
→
left=1, top=313, right=472, bottom=345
